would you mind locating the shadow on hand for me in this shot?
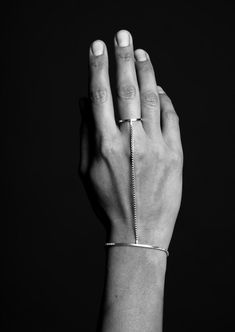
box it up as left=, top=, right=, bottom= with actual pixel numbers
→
left=78, top=96, right=111, bottom=239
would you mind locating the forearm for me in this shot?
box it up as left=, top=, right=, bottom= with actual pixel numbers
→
left=100, top=231, right=167, bottom=332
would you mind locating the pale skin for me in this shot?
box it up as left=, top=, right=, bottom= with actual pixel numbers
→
left=79, top=30, right=183, bottom=332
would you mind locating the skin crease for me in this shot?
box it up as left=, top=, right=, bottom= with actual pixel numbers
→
left=80, top=30, right=183, bottom=332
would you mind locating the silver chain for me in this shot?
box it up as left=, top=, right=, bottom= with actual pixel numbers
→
left=118, top=118, right=141, bottom=244
left=129, top=120, right=139, bottom=244
left=105, top=117, right=169, bottom=256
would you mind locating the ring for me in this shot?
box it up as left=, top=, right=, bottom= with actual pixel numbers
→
left=118, top=118, right=142, bottom=124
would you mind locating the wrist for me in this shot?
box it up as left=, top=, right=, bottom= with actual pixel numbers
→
left=108, top=222, right=173, bottom=250
left=105, top=241, right=167, bottom=280
left=106, top=225, right=168, bottom=268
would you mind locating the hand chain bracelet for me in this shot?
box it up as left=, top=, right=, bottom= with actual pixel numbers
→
left=105, top=118, right=169, bottom=257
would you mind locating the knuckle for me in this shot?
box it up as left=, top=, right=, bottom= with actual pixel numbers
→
left=131, top=135, right=183, bottom=171
left=141, top=91, right=159, bottom=108
left=118, top=84, right=136, bottom=100
left=99, top=141, right=111, bottom=158
left=162, top=95, right=175, bottom=110
left=150, top=143, right=166, bottom=161
left=99, top=135, right=122, bottom=158
left=90, top=57, right=104, bottom=70
left=117, top=51, right=133, bottom=62
left=169, top=149, right=184, bottom=168
left=134, top=136, right=151, bottom=160
left=90, top=87, right=108, bottom=104
left=151, top=144, right=183, bottom=171
left=134, top=142, right=145, bottom=159
left=160, top=144, right=183, bottom=170
left=136, top=146, right=147, bottom=160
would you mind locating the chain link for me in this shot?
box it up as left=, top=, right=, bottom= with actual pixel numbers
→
left=130, top=120, right=139, bottom=244
left=105, top=117, right=169, bottom=256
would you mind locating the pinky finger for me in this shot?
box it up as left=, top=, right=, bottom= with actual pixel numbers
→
left=158, top=86, right=182, bottom=152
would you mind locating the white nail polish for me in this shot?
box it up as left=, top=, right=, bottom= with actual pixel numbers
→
left=135, top=49, right=147, bottom=62
left=157, top=86, right=165, bottom=94
left=92, top=40, right=104, bottom=56
left=116, top=30, right=130, bottom=47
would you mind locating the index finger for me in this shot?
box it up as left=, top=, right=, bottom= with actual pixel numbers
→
left=89, top=40, right=117, bottom=135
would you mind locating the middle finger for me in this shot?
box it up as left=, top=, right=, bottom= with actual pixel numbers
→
left=115, top=30, right=141, bottom=121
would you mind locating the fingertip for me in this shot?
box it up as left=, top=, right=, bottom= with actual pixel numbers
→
left=90, top=40, right=106, bottom=57
left=157, top=86, right=166, bottom=95
left=134, top=49, right=149, bottom=62
left=115, top=29, right=133, bottom=47
left=89, top=41, right=108, bottom=74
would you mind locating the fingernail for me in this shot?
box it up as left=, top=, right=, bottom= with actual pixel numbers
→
left=157, top=86, right=165, bottom=94
left=91, top=40, right=104, bottom=56
left=135, top=49, right=148, bottom=62
left=116, top=30, right=130, bottom=47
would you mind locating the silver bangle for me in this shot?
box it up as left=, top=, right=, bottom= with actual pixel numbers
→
left=105, top=242, right=169, bottom=256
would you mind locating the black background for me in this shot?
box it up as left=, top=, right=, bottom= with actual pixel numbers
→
left=2, top=1, right=235, bottom=331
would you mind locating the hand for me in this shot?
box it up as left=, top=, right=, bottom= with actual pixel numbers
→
left=80, top=30, right=183, bottom=249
